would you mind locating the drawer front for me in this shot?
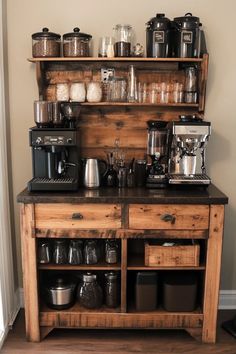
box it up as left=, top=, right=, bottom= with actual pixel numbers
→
left=35, top=204, right=121, bottom=229
left=129, top=204, right=209, bottom=230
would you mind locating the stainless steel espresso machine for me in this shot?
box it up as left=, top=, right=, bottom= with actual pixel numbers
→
left=28, top=128, right=80, bottom=191
left=168, top=115, right=211, bottom=185
left=28, top=100, right=81, bottom=191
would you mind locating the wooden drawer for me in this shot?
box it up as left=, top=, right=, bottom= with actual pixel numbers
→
left=35, top=203, right=121, bottom=229
left=129, top=204, right=209, bottom=230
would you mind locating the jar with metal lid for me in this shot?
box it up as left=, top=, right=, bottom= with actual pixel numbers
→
left=32, top=28, right=61, bottom=58
left=63, top=27, right=92, bottom=57
left=146, top=14, right=172, bottom=58
left=77, top=273, right=103, bottom=309
left=104, top=272, right=120, bottom=308
left=105, top=239, right=119, bottom=264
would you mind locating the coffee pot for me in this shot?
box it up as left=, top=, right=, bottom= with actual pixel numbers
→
left=83, top=158, right=107, bottom=188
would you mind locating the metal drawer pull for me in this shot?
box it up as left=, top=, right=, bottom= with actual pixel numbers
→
left=161, top=214, right=176, bottom=224
left=72, top=213, right=84, bottom=220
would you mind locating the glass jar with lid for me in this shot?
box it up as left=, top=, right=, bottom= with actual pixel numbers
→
left=56, top=82, right=69, bottom=101
left=70, top=82, right=86, bottom=102
left=83, top=240, right=99, bottom=265
left=105, top=239, right=119, bottom=264
left=114, top=24, right=132, bottom=57
left=63, top=27, right=92, bottom=57
left=32, top=28, right=61, bottom=58
left=77, top=272, right=103, bottom=309
left=86, top=81, right=102, bottom=102
left=104, top=272, right=120, bottom=308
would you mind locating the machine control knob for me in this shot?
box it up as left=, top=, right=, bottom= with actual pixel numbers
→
left=35, top=137, right=43, bottom=144
left=67, top=138, right=73, bottom=144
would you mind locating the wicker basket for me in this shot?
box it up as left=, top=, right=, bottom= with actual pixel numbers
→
left=144, top=241, right=200, bottom=267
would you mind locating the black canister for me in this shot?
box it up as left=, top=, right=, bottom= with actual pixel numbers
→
left=135, top=272, right=158, bottom=311
left=146, top=14, right=172, bottom=58
left=172, top=13, right=202, bottom=58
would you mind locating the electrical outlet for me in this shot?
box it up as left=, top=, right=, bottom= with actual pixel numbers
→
left=101, top=68, right=115, bottom=82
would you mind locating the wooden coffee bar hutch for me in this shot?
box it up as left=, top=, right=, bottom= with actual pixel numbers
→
left=17, top=54, right=228, bottom=343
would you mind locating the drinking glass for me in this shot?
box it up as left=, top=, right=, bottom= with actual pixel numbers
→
left=98, top=37, right=114, bottom=58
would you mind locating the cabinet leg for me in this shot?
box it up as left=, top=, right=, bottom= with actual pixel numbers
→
left=202, top=205, right=224, bottom=343
left=40, top=326, right=54, bottom=340
left=185, top=328, right=202, bottom=342
left=20, top=204, right=40, bottom=342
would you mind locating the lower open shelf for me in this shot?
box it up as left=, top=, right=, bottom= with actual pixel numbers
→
left=39, top=302, right=203, bottom=329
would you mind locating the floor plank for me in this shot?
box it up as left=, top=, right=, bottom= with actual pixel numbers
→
left=1, top=310, right=236, bottom=354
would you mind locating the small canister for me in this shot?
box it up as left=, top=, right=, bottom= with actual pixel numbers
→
left=63, top=27, right=92, bottom=57
left=70, top=82, right=86, bottom=102
left=134, top=159, right=147, bottom=187
left=32, top=28, right=61, bottom=58
left=105, top=272, right=120, bottom=308
left=86, top=82, right=102, bottom=103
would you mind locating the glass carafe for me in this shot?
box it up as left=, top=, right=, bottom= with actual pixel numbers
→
left=68, top=240, right=83, bottom=265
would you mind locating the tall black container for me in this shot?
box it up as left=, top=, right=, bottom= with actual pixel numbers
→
left=172, top=13, right=202, bottom=58
left=146, top=14, right=172, bottom=58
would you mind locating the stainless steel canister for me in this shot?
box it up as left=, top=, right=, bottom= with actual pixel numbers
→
left=34, top=101, right=53, bottom=128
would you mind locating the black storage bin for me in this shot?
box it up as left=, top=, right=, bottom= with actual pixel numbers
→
left=163, top=272, right=197, bottom=312
left=135, top=271, right=158, bottom=311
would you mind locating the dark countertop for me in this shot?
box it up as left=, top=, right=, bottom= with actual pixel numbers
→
left=17, top=184, right=228, bottom=205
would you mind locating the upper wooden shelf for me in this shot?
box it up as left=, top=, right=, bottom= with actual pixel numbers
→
left=28, top=57, right=204, bottom=63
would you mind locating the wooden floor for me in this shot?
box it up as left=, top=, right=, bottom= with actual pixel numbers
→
left=1, top=310, right=236, bottom=354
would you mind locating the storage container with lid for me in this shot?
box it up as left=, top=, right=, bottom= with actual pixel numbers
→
left=32, top=27, right=61, bottom=58
left=104, top=272, right=120, bottom=308
left=63, top=27, right=92, bottom=57
left=135, top=271, right=158, bottom=311
left=172, top=13, right=202, bottom=58
left=146, top=14, right=172, bottom=58
left=77, top=272, right=103, bottom=309
left=114, top=24, right=132, bottom=57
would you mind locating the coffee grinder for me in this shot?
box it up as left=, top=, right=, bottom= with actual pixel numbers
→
left=146, top=120, right=168, bottom=188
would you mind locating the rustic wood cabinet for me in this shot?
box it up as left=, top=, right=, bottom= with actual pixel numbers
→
left=17, top=186, right=228, bottom=343
left=18, top=55, right=228, bottom=344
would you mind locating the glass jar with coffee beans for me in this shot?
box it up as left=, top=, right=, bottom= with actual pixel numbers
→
left=32, top=28, right=61, bottom=58
left=63, top=27, right=92, bottom=57
left=78, top=273, right=103, bottom=309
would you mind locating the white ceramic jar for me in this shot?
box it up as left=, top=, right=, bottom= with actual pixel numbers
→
left=56, top=82, right=69, bottom=101
left=86, top=82, right=102, bottom=103
left=70, top=82, right=86, bottom=102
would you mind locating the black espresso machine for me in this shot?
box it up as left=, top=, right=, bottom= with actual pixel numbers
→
left=28, top=127, right=80, bottom=191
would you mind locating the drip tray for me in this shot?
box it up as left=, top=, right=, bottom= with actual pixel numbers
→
left=28, top=177, right=78, bottom=191
left=168, top=174, right=211, bottom=185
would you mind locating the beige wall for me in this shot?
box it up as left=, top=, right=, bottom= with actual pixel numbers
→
left=6, top=0, right=236, bottom=289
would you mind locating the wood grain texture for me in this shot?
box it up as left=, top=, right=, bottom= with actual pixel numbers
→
left=20, top=204, right=40, bottom=342
left=39, top=303, right=203, bottom=329
left=129, top=204, right=209, bottom=230
left=35, top=203, right=121, bottom=229
left=202, top=205, right=225, bottom=343
left=144, top=242, right=200, bottom=267
left=35, top=228, right=208, bottom=239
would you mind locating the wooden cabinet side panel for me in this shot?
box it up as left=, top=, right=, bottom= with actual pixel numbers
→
left=202, top=204, right=225, bottom=343
left=20, top=203, right=40, bottom=342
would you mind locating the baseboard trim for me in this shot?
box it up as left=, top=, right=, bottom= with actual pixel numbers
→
left=19, top=288, right=236, bottom=310
left=0, top=328, right=9, bottom=350
left=219, top=290, right=236, bottom=309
